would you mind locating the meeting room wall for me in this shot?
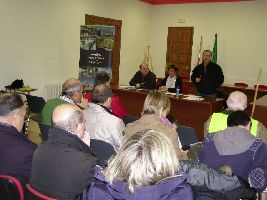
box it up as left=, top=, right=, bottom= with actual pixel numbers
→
left=0, top=0, right=151, bottom=98
left=149, top=0, right=267, bottom=86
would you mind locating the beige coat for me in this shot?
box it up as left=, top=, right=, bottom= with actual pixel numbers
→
left=83, top=103, right=125, bottom=152
left=124, top=115, right=187, bottom=160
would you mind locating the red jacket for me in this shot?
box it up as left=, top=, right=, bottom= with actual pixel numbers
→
left=84, top=92, right=128, bottom=119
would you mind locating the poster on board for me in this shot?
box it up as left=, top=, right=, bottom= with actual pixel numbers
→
left=79, top=25, right=115, bottom=87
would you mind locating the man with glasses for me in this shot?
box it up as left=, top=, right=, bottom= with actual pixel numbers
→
left=42, top=78, right=88, bottom=126
left=0, top=92, right=37, bottom=184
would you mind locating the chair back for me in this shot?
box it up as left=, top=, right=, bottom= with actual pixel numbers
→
left=38, top=123, right=50, bottom=141
left=254, top=84, right=267, bottom=90
left=177, top=125, right=199, bottom=146
left=26, top=95, right=46, bottom=114
left=182, top=85, right=190, bottom=94
left=122, top=115, right=139, bottom=126
left=155, top=78, right=163, bottom=90
left=234, top=82, right=248, bottom=88
left=0, top=175, right=24, bottom=200
left=25, top=184, right=56, bottom=200
left=90, top=139, right=116, bottom=166
left=23, top=95, right=46, bottom=135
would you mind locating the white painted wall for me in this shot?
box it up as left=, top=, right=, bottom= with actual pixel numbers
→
left=0, top=0, right=266, bottom=98
left=149, top=0, right=267, bottom=86
left=0, top=0, right=150, bottom=97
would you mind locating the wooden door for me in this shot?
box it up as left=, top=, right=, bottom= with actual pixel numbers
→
left=166, top=27, right=194, bottom=77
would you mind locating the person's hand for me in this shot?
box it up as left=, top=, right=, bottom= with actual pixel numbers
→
left=159, top=86, right=167, bottom=92
left=77, top=97, right=89, bottom=110
left=82, top=131, right=90, bottom=146
left=196, top=77, right=201, bottom=83
left=219, top=165, right=233, bottom=176
left=136, top=83, right=141, bottom=88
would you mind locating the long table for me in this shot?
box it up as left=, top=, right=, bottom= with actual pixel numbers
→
left=221, top=84, right=267, bottom=103
left=182, top=81, right=267, bottom=103
left=246, top=95, right=267, bottom=128
left=113, top=87, right=224, bottom=141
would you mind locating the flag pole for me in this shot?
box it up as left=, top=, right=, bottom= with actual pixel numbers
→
left=251, top=68, right=262, bottom=118
left=212, top=33, right=218, bottom=63
left=144, top=45, right=153, bottom=72
left=196, top=35, right=203, bottom=65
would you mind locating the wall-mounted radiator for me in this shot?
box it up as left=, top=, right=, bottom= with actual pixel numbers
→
left=45, top=83, right=62, bottom=100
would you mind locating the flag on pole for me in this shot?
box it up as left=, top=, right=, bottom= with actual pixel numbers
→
left=212, top=33, right=217, bottom=63
left=196, top=35, right=203, bottom=65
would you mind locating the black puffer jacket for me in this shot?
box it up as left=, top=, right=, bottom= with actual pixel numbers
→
left=30, top=127, right=97, bottom=199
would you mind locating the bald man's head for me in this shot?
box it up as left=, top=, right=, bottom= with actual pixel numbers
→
left=52, top=104, right=85, bottom=139
left=61, top=78, right=83, bottom=103
left=226, top=91, right=247, bottom=111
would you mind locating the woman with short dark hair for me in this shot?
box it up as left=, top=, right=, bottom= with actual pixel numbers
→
left=159, top=64, right=183, bottom=93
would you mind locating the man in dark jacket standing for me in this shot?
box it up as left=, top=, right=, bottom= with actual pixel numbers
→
left=129, top=63, right=156, bottom=89
left=191, top=50, right=224, bottom=98
left=30, top=104, right=97, bottom=199
left=0, top=92, right=37, bottom=184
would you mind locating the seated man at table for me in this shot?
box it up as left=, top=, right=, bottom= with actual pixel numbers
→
left=0, top=92, right=37, bottom=184
left=42, top=78, right=88, bottom=126
left=199, top=111, right=267, bottom=192
left=83, top=84, right=125, bottom=151
left=204, top=91, right=267, bottom=145
left=129, top=63, right=156, bottom=89
left=30, top=104, right=97, bottom=199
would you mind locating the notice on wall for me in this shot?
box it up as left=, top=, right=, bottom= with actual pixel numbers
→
left=79, top=25, right=115, bottom=87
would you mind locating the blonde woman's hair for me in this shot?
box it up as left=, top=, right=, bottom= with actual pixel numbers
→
left=103, top=129, right=179, bottom=193
left=142, top=92, right=170, bottom=118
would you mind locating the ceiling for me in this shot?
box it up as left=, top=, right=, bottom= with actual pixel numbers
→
left=140, top=0, right=251, bottom=5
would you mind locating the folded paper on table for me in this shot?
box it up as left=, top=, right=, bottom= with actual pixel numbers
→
left=183, top=95, right=204, bottom=101
left=165, top=92, right=176, bottom=96
left=119, top=85, right=136, bottom=90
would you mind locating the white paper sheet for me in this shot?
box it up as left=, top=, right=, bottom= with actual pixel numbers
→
left=182, top=94, right=204, bottom=101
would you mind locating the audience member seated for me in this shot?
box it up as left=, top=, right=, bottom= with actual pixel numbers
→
left=83, top=84, right=125, bottom=152
left=199, top=111, right=267, bottom=192
left=159, top=64, right=183, bottom=93
left=0, top=93, right=37, bottom=184
left=30, top=104, right=97, bottom=199
left=84, top=72, right=128, bottom=119
left=129, top=63, right=156, bottom=89
left=204, top=91, right=267, bottom=145
left=79, top=130, right=194, bottom=200
left=124, top=91, right=186, bottom=160
left=42, top=78, right=88, bottom=126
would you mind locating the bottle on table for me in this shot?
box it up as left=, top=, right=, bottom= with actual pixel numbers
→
left=176, top=87, right=180, bottom=97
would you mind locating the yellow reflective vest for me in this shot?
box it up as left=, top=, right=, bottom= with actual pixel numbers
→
left=208, top=112, right=258, bottom=137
